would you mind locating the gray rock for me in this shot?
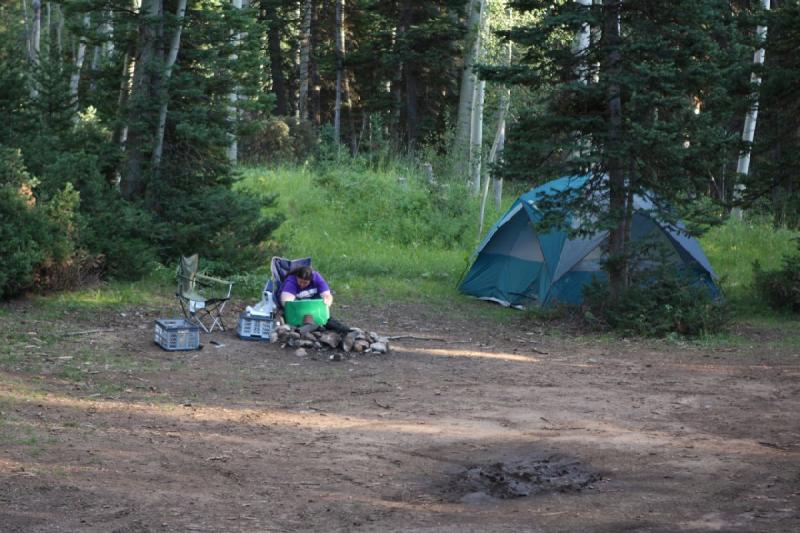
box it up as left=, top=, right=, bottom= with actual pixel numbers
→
left=299, top=323, right=319, bottom=335
left=319, top=331, right=342, bottom=349
left=369, top=342, right=387, bottom=354
left=353, top=339, right=370, bottom=353
left=342, top=331, right=358, bottom=352
left=294, top=348, right=307, bottom=357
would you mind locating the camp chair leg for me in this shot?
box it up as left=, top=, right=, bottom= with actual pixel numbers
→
left=178, top=299, right=203, bottom=329
left=189, top=300, right=228, bottom=333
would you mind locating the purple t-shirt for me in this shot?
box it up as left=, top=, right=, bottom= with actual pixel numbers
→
left=281, top=271, right=330, bottom=300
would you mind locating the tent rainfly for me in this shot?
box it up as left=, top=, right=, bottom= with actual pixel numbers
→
left=458, top=175, right=719, bottom=308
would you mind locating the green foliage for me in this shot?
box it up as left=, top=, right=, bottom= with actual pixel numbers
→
left=239, top=117, right=318, bottom=165
left=743, top=3, right=800, bottom=227
left=583, top=265, right=729, bottom=338
left=311, top=165, right=474, bottom=249
left=701, top=217, right=800, bottom=313
left=0, top=148, right=76, bottom=297
left=753, top=240, right=800, bottom=313
left=156, top=183, right=283, bottom=277
left=483, top=0, right=754, bottom=290
left=236, top=161, right=489, bottom=302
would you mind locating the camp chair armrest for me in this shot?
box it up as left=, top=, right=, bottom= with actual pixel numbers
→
left=195, top=273, right=233, bottom=286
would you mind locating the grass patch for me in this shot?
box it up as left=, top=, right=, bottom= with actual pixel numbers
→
left=701, top=217, right=800, bottom=318
left=235, top=163, right=511, bottom=304
left=34, top=273, right=174, bottom=313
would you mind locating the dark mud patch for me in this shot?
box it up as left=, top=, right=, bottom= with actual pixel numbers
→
left=446, top=455, right=601, bottom=502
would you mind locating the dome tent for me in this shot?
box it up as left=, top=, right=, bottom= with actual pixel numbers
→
left=458, top=175, right=719, bottom=308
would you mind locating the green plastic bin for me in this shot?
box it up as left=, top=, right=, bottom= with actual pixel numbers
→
left=284, top=299, right=330, bottom=326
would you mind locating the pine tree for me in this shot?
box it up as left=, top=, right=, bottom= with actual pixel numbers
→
left=483, top=0, right=754, bottom=297
left=746, top=0, right=800, bottom=227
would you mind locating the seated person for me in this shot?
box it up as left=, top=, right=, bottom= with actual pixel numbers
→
left=280, top=266, right=349, bottom=333
left=280, top=265, right=333, bottom=306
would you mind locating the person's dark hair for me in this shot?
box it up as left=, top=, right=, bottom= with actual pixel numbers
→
left=288, top=265, right=313, bottom=280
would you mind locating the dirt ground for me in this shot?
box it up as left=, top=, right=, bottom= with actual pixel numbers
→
left=1, top=297, right=799, bottom=532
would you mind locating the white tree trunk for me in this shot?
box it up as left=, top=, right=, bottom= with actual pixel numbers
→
left=492, top=7, right=514, bottom=209
left=152, top=0, right=188, bottom=172
left=55, top=3, right=64, bottom=59
left=30, top=0, right=41, bottom=97
left=103, top=10, right=115, bottom=57
left=453, top=0, right=484, bottom=175
left=469, top=79, right=485, bottom=196
left=296, top=0, right=312, bottom=123
left=333, top=0, right=344, bottom=144
left=733, top=0, right=770, bottom=220
left=69, top=14, right=91, bottom=115
left=479, top=93, right=509, bottom=237
left=226, top=0, right=243, bottom=163
left=492, top=131, right=504, bottom=208
left=575, top=0, right=592, bottom=83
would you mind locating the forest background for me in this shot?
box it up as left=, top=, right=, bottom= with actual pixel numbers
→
left=2, top=0, right=800, bottom=335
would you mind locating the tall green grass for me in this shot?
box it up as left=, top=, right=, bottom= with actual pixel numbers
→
left=236, top=163, right=511, bottom=303
left=701, top=217, right=800, bottom=317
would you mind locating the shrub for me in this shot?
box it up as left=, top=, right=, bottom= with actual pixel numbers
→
left=151, top=184, right=283, bottom=276
left=239, top=117, right=317, bottom=164
left=583, top=264, right=729, bottom=337
left=0, top=187, right=52, bottom=298
left=0, top=148, right=79, bottom=297
left=35, top=147, right=157, bottom=281
left=311, top=166, right=475, bottom=249
left=753, top=241, right=800, bottom=313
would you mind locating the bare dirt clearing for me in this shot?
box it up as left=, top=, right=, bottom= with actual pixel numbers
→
left=1, top=299, right=799, bottom=532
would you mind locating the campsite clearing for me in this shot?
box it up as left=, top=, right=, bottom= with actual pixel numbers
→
left=1, top=297, right=798, bottom=532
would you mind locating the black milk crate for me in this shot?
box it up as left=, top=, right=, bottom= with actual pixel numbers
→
left=237, top=312, right=275, bottom=341
left=154, top=318, right=200, bottom=351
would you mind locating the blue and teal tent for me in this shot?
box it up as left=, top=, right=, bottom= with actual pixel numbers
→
left=459, top=175, right=718, bottom=307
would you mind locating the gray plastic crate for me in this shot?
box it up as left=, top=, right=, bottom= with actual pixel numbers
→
left=154, top=318, right=200, bottom=351
left=237, top=312, right=274, bottom=341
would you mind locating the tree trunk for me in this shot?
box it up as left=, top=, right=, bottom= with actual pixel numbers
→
left=469, top=79, right=485, bottom=195
left=405, top=64, right=419, bottom=150
left=310, top=0, right=321, bottom=125
left=479, top=92, right=509, bottom=235
left=491, top=127, right=504, bottom=208
left=69, top=14, right=91, bottom=115
left=296, top=0, right=312, bottom=123
left=152, top=0, right=188, bottom=174
left=114, top=37, right=136, bottom=148
left=390, top=15, right=403, bottom=144
left=30, top=0, right=41, bottom=97
left=121, top=0, right=162, bottom=200
left=228, top=0, right=243, bottom=163
left=453, top=0, right=484, bottom=175
left=264, top=0, right=288, bottom=116
left=603, top=0, right=627, bottom=299
left=733, top=0, right=770, bottom=220
left=333, top=0, right=344, bottom=143
left=491, top=7, right=513, bottom=210
left=575, top=0, right=592, bottom=83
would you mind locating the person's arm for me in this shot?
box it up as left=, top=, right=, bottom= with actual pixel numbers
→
left=280, top=276, right=298, bottom=304
left=320, top=290, right=333, bottom=307
left=280, top=291, right=296, bottom=304
left=314, top=272, right=333, bottom=306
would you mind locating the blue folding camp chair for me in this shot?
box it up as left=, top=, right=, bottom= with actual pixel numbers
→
left=265, top=256, right=312, bottom=310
